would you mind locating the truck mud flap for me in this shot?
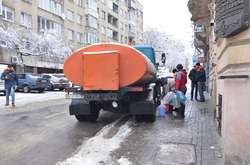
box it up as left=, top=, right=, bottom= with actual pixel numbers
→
left=69, top=99, right=91, bottom=115
left=130, top=101, right=156, bottom=115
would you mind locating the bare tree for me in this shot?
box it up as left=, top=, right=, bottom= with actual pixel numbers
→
left=143, top=27, right=188, bottom=69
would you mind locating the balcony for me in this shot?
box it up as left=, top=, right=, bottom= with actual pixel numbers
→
left=108, top=14, right=118, bottom=28
left=113, top=3, right=119, bottom=14
left=188, top=0, right=210, bottom=23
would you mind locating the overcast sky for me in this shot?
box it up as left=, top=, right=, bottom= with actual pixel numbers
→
left=139, top=0, right=193, bottom=40
left=138, top=0, right=194, bottom=62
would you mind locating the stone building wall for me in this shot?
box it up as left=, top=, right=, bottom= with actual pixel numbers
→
left=189, top=0, right=250, bottom=164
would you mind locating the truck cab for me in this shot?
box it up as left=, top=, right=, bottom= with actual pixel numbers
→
left=134, top=45, right=156, bottom=65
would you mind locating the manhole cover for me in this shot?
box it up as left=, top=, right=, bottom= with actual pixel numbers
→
left=155, top=143, right=196, bottom=165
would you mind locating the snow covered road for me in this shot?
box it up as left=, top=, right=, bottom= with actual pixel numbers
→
left=0, top=91, right=65, bottom=108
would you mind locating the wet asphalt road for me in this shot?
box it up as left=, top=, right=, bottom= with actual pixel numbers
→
left=0, top=99, right=122, bottom=165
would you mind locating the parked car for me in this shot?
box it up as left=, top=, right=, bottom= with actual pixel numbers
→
left=0, top=73, right=6, bottom=96
left=41, top=73, right=70, bottom=91
left=17, top=73, right=49, bottom=93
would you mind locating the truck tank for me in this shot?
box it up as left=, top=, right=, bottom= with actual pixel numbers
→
left=64, top=43, right=156, bottom=91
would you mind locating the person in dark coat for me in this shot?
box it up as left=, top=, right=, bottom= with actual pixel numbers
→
left=196, top=63, right=206, bottom=102
left=188, top=64, right=198, bottom=101
left=161, top=53, right=166, bottom=65
left=1, top=65, right=18, bottom=107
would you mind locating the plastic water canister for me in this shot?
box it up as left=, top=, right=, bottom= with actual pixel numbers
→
left=157, top=105, right=166, bottom=118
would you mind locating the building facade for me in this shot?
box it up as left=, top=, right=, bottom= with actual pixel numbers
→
left=0, top=0, right=143, bottom=72
left=189, top=0, right=250, bottom=164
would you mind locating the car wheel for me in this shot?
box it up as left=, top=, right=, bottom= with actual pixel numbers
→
left=49, top=84, right=54, bottom=91
left=59, top=88, right=64, bottom=91
left=38, top=89, right=44, bottom=93
left=23, top=86, right=31, bottom=93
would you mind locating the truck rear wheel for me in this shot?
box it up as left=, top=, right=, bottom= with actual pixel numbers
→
left=135, top=114, right=156, bottom=123
left=75, top=103, right=100, bottom=122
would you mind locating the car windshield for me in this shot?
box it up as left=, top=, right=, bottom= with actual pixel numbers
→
left=29, top=74, right=41, bottom=78
left=53, top=74, right=65, bottom=78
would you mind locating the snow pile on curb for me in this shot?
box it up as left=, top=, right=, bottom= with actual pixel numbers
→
left=117, top=156, right=132, bottom=165
left=57, top=121, right=132, bottom=165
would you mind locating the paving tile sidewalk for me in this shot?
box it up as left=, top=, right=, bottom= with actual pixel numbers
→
left=152, top=98, right=224, bottom=165
left=185, top=99, right=224, bottom=165
left=114, top=96, right=224, bottom=165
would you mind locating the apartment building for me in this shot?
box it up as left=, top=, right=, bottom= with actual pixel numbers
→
left=0, top=0, right=144, bottom=72
left=189, top=0, right=250, bottom=164
left=128, top=0, right=143, bottom=44
left=0, top=0, right=143, bottom=48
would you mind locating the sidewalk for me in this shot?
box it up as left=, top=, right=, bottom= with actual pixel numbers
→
left=113, top=94, right=224, bottom=165
left=153, top=98, right=224, bottom=165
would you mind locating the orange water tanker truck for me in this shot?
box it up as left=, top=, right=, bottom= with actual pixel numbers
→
left=64, top=43, right=161, bottom=122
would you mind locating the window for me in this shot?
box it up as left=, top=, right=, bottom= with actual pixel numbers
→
left=20, top=12, right=32, bottom=28
left=22, top=0, right=32, bottom=3
left=67, top=10, right=74, bottom=21
left=113, top=3, right=118, bottom=14
left=68, top=29, right=74, bottom=41
left=85, top=14, right=98, bottom=29
left=85, top=0, right=97, bottom=12
left=113, top=31, right=118, bottom=41
left=101, top=10, right=105, bottom=20
left=17, top=74, right=26, bottom=79
left=42, top=75, right=51, bottom=79
left=120, top=22, right=124, bottom=31
left=38, top=16, right=62, bottom=33
left=76, top=14, right=82, bottom=24
left=120, top=35, right=123, bottom=43
left=85, top=32, right=97, bottom=44
left=125, top=36, right=128, bottom=43
left=100, top=25, right=105, bottom=34
left=75, top=0, right=83, bottom=7
left=38, top=0, right=63, bottom=16
left=1, top=5, right=14, bottom=22
left=76, top=32, right=84, bottom=43
left=108, top=14, right=118, bottom=27
left=106, top=28, right=112, bottom=38
left=119, top=9, right=123, bottom=17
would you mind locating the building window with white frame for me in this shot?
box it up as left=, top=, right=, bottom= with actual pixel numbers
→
left=38, top=16, right=62, bottom=34
left=76, top=32, right=84, bottom=43
left=85, top=0, right=97, bottom=12
left=76, top=32, right=81, bottom=43
left=68, top=29, right=74, bottom=41
left=100, top=25, right=105, bottom=34
left=38, top=0, right=63, bottom=17
left=101, top=10, right=105, bottom=20
left=22, top=0, right=32, bottom=3
left=85, top=14, right=98, bottom=29
left=85, top=32, right=97, bottom=44
left=20, top=12, right=32, bottom=28
left=1, top=5, right=15, bottom=22
left=106, top=28, right=112, bottom=38
left=75, top=0, right=83, bottom=7
left=67, top=9, right=74, bottom=21
left=76, top=14, right=82, bottom=24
